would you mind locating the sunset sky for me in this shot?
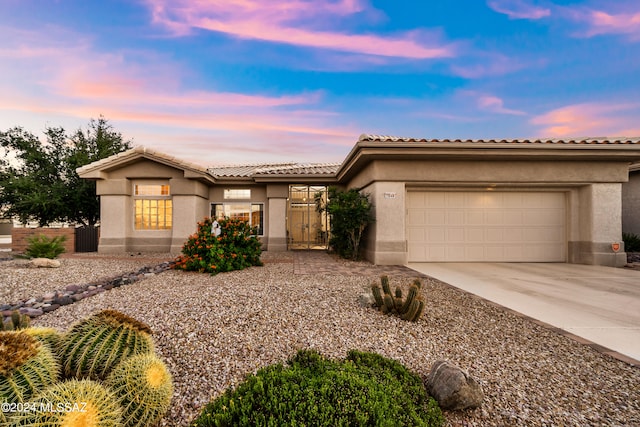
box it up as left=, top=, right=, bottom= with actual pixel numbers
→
left=1, top=0, right=639, bottom=165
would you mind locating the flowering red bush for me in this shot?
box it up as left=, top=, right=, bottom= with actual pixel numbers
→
left=173, top=217, right=262, bottom=274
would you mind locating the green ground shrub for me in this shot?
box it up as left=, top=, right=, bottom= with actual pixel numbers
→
left=191, top=349, right=443, bottom=427
left=24, top=234, right=66, bottom=258
left=623, top=232, right=640, bottom=252
left=173, top=217, right=262, bottom=274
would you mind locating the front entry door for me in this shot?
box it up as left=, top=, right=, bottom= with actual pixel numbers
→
left=287, top=185, right=329, bottom=250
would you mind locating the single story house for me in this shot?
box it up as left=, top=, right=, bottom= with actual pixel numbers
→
left=77, top=135, right=640, bottom=267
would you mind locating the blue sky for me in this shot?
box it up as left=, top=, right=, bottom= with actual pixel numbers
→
left=1, top=0, right=639, bottom=165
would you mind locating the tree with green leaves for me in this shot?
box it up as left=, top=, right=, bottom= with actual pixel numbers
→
left=316, top=186, right=373, bottom=260
left=0, top=117, right=132, bottom=226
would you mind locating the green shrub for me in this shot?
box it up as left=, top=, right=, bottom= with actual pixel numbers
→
left=316, top=187, right=373, bottom=260
left=191, top=349, right=444, bottom=427
left=24, top=234, right=66, bottom=259
left=173, top=217, right=262, bottom=274
left=623, top=232, right=640, bottom=252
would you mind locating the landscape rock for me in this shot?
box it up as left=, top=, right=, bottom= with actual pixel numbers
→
left=358, top=292, right=376, bottom=307
left=426, top=360, right=484, bottom=411
left=18, top=307, right=44, bottom=317
left=42, top=304, right=60, bottom=313
left=53, top=296, right=74, bottom=306
left=28, top=258, right=61, bottom=268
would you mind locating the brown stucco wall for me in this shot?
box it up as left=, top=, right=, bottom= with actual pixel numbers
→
left=11, top=227, right=75, bottom=254
left=346, top=159, right=628, bottom=189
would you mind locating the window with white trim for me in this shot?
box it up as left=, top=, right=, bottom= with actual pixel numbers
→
left=134, top=184, right=172, bottom=230
left=211, top=203, right=263, bottom=235
left=224, top=189, right=251, bottom=200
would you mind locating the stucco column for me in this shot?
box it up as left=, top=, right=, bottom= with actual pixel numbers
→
left=361, top=182, right=406, bottom=265
left=96, top=179, right=130, bottom=253
left=170, top=179, right=210, bottom=253
left=569, top=183, right=626, bottom=267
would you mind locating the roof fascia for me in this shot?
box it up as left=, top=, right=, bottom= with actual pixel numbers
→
left=78, top=148, right=216, bottom=184
left=337, top=142, right=640, bottom=183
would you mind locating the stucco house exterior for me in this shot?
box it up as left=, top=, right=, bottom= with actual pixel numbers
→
left=77, top=135, right=640, bottom=267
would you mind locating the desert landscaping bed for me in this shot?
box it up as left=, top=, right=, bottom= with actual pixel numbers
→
left=1, top=253, right=639, bottom=426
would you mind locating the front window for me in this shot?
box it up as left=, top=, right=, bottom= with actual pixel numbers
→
left=134, top=184, right=172, bottom=230
left=211, top=203, right=263, bottom=235
left=224, top=189, right=251, bottom=200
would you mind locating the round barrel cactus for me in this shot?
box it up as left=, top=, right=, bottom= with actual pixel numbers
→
left=23, top=326, right=63, bottom=353
left=106, top=353, right=173, bottom=427
left=0, top=331, right=60, bottom=406
left=10, top=379, right=123, bottom=427
left=60, top=310, right=155, bottom=380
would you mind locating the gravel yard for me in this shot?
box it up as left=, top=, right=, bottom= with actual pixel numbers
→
left=2, top=252, right=639, bottom=426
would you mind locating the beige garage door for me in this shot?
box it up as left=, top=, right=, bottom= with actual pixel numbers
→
left=407, top=191, right=566, bottom=262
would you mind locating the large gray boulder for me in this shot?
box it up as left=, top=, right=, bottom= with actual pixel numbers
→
left=426, top=360, right=484, bottom=410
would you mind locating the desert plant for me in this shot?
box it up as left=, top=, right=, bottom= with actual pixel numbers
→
left=173, top=216, right=262, bottom=275
left=623, top=232, right=640, bottom=252
left=24, top=234, right=67, bottom=259
left=0, top=331, right=60, bottom=406
left=372, top=275, right=425, bottom=321
left=23, top=326, right=63, bottom=353
left=60, top=309, right=155, bottom=380
left=0, top=310, right=31, bottom=331
left=191, top=348, right=443, bottom=427
left=10, top=379, right=123, bottom=426
left=316, top=187, right=373, bottom=260
left=105, top=353, right=173, bottom=427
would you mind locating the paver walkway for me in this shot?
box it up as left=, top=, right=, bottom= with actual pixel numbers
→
left=292, top=250, right=424, bottom=277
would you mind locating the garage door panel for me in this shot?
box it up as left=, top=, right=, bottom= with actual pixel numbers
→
left=407, top=191, right=566, bottom=262
left=407, top=210, right=426, bottom=226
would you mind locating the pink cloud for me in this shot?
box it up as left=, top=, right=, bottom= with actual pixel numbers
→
left=580, top=9, right=640, bottom=40
left=530, top=103, right=640, bottom=137
left=487, top=0, right=551, bottom=20
left=144, top=0, right=456, bottom=59
left=477, top=95, right=526, bottom=116
left=450, top=52, right=526, bottom=79
left=0, top=25, right=358, bottom=164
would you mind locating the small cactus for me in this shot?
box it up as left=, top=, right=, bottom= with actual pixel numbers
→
left=371, top=284, right=384, bottom=307
left=1, top=310, right=31, bottom=331
left=60, top=309, right=155, bottom=380
left=10, top=379, right=123, bottom=426
left=106, top=353, right=173, bottom=427
left=0, top=331, right=60, bottom=406
left=370, top=276, right=425, bottom=322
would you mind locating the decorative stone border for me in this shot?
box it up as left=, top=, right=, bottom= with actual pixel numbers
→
left=0, top=261, right=174, bottom=321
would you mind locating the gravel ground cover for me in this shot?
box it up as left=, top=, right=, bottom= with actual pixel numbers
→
left=2, top=252, right=639, bottom=426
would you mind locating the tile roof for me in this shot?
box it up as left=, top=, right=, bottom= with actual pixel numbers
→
left=209, top=162, right=340, bottom=178
left=255, top=163, right=341, bottom=175
left=77, top=146, right=209, bottom=175
left=358, top=134, right=640, bottom=145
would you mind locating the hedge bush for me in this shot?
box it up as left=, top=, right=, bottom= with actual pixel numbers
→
left=191, top=349, right=443, bottom=427
left=173, top=217, right=262, bottom=274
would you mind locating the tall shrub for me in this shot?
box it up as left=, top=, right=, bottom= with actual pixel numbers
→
left=173, top=217, right=262, bottom=274
left=317, top=187, right=373, bottom=260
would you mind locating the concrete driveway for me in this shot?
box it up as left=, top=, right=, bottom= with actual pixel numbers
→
left=408, top=262, right=640, bottom=363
